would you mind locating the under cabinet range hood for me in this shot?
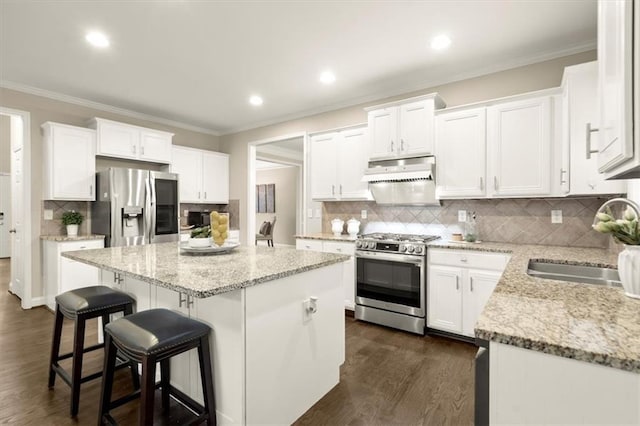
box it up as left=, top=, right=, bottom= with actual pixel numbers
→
left=363, top=156, right=440, bottom=206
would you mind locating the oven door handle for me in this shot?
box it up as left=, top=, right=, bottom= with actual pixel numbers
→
left=355, top=251, right=424, bottom=265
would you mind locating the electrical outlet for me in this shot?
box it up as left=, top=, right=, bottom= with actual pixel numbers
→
left=551, top=210, right=563, bottom=224
left=307, top=208, right=313, bottom=218
left=183, top=209, right=189, bottom=217
left=44, top=209, right=53, bottom=220
left=361, top=209, right=367, bottom=219
left=458, top=210, right=467, bottom=222
left=314, top=209, right=321, bottom=218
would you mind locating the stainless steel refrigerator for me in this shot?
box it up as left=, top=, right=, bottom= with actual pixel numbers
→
left=92, top=168, right=180, bottom=247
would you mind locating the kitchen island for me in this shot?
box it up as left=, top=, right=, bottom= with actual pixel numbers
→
left=63, top=242, right=350, bottom=425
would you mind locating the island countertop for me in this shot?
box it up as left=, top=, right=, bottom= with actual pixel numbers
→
left=62, top=242, right=349, bottom=298
left=428, top=241, right=640, bottom=373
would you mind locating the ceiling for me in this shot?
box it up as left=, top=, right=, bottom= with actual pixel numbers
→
left=0, top=1, right=597, bottom=135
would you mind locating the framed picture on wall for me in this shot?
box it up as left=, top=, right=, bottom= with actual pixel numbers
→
left=256, top=184, right=275, bottom=213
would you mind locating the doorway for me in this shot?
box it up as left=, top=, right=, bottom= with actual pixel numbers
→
left=247, top=133, right=306, bottom=246
left=0, top=107, right=32, bottom=309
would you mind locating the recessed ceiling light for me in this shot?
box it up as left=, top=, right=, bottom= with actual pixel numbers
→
left=249, top=95, right=263, bottom=106
left=430, top=34, right=451, bottom=50
left=85, top=31, right=110, bottom=48
left=319, top=70, right=336, bottom=85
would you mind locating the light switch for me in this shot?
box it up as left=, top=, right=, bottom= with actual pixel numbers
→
left=458, top=210, right=467, bottom=222
left=551, top=210, right=563, bottom=224
left=44, top=209, right=53, bottom=220
left=361, top=210, right=367, bottom=219
left=183, top=209, right=189, bottom=217
left=314, top=209, right=321, bottom=218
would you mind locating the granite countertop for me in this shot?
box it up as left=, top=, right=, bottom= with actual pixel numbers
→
left=62, top=242, right=349, bottom=298
left=428, top=241, right=640, bottom=373
left=295, top=233, right=357, bottom=242
left=40, top=234, right=105, bottom=242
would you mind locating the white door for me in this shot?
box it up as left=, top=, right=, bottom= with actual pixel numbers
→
left=488, top=96, right=552, bottom=196
left=399, top=99, right=434, bottom=156
left=368, top=108, right=398, bottom=159
left=462, top=269, right=501, bottom=338
left=139, top=130, right=172, bottom=164
left=338, top=127, right=370, bottom=200
left=202, top=151, right=229, bottom=204
left=0, top=174, right=10, bottom=258
left=10, top=145, right=23, bottom=299
left=51, top=125, right=96, bottom=200
left=427, top=265, right=462, bottom=334
left=436, top=108, right=487, bottom=198
left=96, top=120, right=139, bottom=160
left=171, top=146, right=202, bottom=203
left=309, top=133, right=338, bottom=200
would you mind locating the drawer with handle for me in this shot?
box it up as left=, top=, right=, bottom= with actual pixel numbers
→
left=296, top=239, right=323, bottom=252
left=323, top=241, right=355, bottom=255
left=428, top=248, right=509, bottom=271
left=59, top=239, right=104, bottom=253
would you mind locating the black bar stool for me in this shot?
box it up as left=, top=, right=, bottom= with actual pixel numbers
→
left=48, top=285, right=140, bottom=417
left=98, top=308, right=216, bottom=426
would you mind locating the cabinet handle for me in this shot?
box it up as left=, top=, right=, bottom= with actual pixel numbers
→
left=585, top=123, right=600, bottom=160
left=204, top=192, right=207, bottom=199
left=187, top=295, right=194, bottom=308
left=456, top=276, right=460, bottom=290
left=133, top=145, right=137, bottom=154
left=198, top=192, right=201, bottom=199
left=305, top=245, right=311, bottom=249
left=339, top=184, right=342, bottom=195
left=332, top=185, right=335, bottom=195
left=89, top=184, right=93, bottom=197
left=401, top=139, right=405, bottom=151
left=560, top=168, right=567, bottom=185
left=470, top=277, right=474, bottom=292
left=494, top=176, right=498, bottom=191
left=479, top=177, right=484, bottom=190
left=141, top=145, right=145, bottom=155
left=178, top=292, right=187, bottom=308
left=390, top=140, right=394, bottom=152
left=460, top=257, right=468, bottom=263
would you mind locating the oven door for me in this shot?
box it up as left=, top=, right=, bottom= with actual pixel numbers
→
left=355, top=251, right=425, bottom=317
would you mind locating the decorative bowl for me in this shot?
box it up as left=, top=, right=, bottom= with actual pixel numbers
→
left=188, top=237, right=212, bottom=248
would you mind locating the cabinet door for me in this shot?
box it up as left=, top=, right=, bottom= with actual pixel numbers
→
left=597, top=0, right=634, bottom=173
left=49, top=124, right=96, bottom=200
left=488, top=96, right=552, bottom=196
left=338, top=127, right=370, bottom=200
left=309, top=133, right=338, bottom=200
left=436, top=108, right=487, bottom=198
left=171, top=146, right=202, bottom=203
left=60, top=258, right=100, bottom=293
left=202, top=151, right=229, bottom=204
left=368, top=107, right=398, bottom=159
left=139, top=129, right=172, bottom=164
left=427, top=265, right=462, bottom=334
left=462, top=269, right=501, bottom=338
left=400, top=99, right=434, bottom=156
left=96, top=120, right=139, bottom=160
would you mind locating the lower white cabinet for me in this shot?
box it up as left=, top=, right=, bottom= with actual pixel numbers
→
left=43, top=238, right=104, bottom=310
left=296, top=238, right=355, bottom=310
left=427, top=248, right=509, bottom=338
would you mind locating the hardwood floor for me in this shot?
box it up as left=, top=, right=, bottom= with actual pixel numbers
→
left=0, top=257, right=475, bottom=425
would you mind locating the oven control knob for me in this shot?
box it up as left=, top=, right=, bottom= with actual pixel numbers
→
left=355, top=240, right=362, bottom=248
left=407, top=245, right=415, bottom=253
left=400, top=245, right=407, bottom=252
left=414, top=246, right=423, bottom=254
left=368, top=242, right=376, bottom=249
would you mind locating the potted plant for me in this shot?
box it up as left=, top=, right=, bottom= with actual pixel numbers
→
left=189, top=225, right=212, bottom=248
left=61, top=210, right=83, bottom=237
left=592, top=198, right=640, bottom=299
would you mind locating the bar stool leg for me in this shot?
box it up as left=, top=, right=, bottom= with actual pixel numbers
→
left=139, top=354, right=157, bottom=426
left=48, top=306, right=64, bottom=388
left=160, top=359, right=171, bottom=413
left=198, top=335, right=217, bottom=426
left=98, top=333, right=118, bottom=426
left=122, top=304, right=140, bottom=391
left=70, top=315, right=86, bottom=417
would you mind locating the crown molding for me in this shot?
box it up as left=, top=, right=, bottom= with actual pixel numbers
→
left=0, top=80, right=221, bottom=136
left=219, top=40, right=596, bottom=136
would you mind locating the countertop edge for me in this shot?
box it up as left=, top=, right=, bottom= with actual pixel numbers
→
left=295, top=234, right=357, bottom=242
left=41, top=234, right=105, bottom=242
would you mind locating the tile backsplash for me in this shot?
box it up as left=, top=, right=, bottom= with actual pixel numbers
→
left=323, top=197, right=612, bottom=248
left=41, top=200, right=92, bottom=236
left=179, top=199, right=239, bottom=230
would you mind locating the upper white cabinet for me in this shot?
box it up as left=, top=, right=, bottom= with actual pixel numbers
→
left=366, top=94, right=445, bottom=160
left=310, top=126, right=370, bottom=201
left=171, top=146, right=229, bottom=204
left=42, top=122, right=96, bottom=201
left=89, top=118, right=173, bottom=164
left=435, top=107, right=487, bottom=198
left=597, top=0, right=635, bottom=177
left=561, top=62, right=626, bottom=195
left=487, top=96, right=552, bottom=197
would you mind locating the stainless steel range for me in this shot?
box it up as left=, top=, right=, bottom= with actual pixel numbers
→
left=354, top=233, right=440, bottom=334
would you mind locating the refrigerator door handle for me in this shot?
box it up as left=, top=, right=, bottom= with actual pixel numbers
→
left=149, top=176, right=157, bottom=244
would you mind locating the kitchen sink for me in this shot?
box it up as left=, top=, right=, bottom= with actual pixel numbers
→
left=526, top=260, right=621, bottom=287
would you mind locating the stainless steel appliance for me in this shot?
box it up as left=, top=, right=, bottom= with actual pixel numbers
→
left=362, top=156, right=439, bottom=206
left=92, top=168, right=179, bottom=247
left=354, top=233, right=440, bottom=334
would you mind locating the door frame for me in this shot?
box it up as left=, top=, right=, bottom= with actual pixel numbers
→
left=246, top=132, right=307, bottom=246
left=0, top=107, right=32, bottom=309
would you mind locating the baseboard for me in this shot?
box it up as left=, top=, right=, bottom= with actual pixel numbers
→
left=30, top=296, right=46, bottom=307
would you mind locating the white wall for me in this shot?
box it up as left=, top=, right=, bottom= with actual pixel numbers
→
left=256, top=166, right=298, bottom=246
left=0, top=115, right=9, bottom=173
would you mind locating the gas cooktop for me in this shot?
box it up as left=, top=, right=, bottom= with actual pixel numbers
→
left=355, top=233, right=440, bottom=255
left=357, top=233, right=441, bottom=243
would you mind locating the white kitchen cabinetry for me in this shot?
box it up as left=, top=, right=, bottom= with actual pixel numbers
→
left=43, top=239, right=104, bottom=310
left=309, top=126, right=370, bottom=201
left=435, top=108, right=487, bottom=198
left=487, top=96, right=552, bottom=197
left=296, top=238, right=355, bottom=310
left=42, top=122, right=96, bottom=201
left=561, top=62, right=626, bottom=195
left=427, top=248, right=509, bottom=338
left=366, top=94, right=445, bottom=160
left=597, top=0, right=635, bottom=178
left=89, top=118, right=173, bottom=164
left=171, top=146, right=229, bottom=204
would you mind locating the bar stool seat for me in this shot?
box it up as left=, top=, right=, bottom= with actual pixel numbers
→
left=48, top=285, right=139, bottom=418
left=99, top=308, right=216, bottom=426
